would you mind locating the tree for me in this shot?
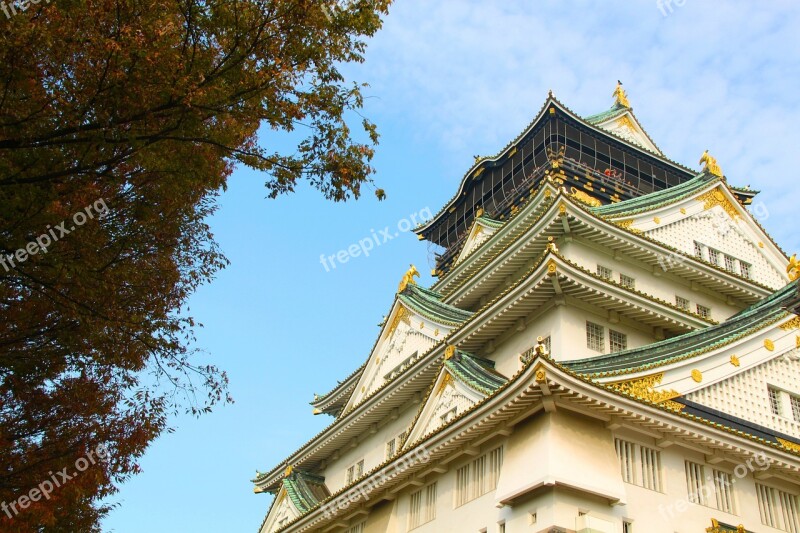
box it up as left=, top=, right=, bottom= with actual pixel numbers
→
left=0, top=0, right=390, bottom=529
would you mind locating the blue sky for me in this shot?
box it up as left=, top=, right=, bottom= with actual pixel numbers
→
left=101, top=1, right=800, bottom=531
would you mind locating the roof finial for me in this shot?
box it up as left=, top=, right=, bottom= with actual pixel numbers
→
left=699, top=150, right=724, bottom=177
left=398, top=264, right=420, bottom=293
left=613, top=80, right=631, bottom=108
left=788, top=254, right=799, bottom=281
left=548, top=88, right=553, bottom=98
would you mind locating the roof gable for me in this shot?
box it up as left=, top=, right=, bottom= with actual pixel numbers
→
left=585, top=104, right=663, bottom=155
left=403, top=349, right=507, bottom=449
left=594, top=178, right=791, bottom=289
left=341, top=285, right=472, bottom=414
left=452, top=215, right=504, bottom=266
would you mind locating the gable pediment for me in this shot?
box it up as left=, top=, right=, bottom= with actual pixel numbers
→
left=601, top=182, right=790, bottom=290
left=403, top=350, right=507, bottom=448
left=342, top=286, right=473, bottom=413
left=261, top=489, right=300, bottom=533
left=590, top=109, right=663, bottom=155
left=453, top=216, right=503, bottom=265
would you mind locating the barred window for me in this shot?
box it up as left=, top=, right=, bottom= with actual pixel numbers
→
left=724, top=255, right=737, bottom=272
left=487, top=446, right=503, bottom=491
left=791, top=395, right=800, bottom=423
left=609, top=330, right=628, bottom=353
left=410, top=482, right=437, bottom=528
left=714, top=470, right=735, bottom=514
left=348, top=522, right=365, bottom=533
left=757, top=484, right=800, bottom=532
left=740, top=262, right=752, bottom=278
left=769, top=387, right=783, bottom=416
left=586, top=321, right=604, bottom=352
left=685, top=461, right=707, bottom=505
left=619, top=273, right=636, bottom=289
left=615, top=439, right=662, bottom=491
left=780, top=490, right=800, bottom=533
left=708, top=248, right=720, bottom=265
left=346, top=459, right=364, bottom=484
left=696, top=304, right=711, bottom=319
left=676, top=295, right=690, bottom=311
left=454, top=447, right=503, bottom=508
left=455, top=464, right=471, bottom=507
left=597, top=265, right=613, bottom=280
left=694, top=241, right=704, bottom=258
left=758, top=484, right=780, bottom=528
left=386, top=431, right=407, bottom=459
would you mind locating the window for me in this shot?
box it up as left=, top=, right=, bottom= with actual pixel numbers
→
left=694, top=241, right=704, bottom=258
left=639, top=446, right=661, bottom=491
left=455, top=464, right=471, bottom=507
left=386, top=431, right=407, bottom=460
left=386, top=438, right=396, bottom=459
left=769, top=387, right=783, bottom=416
left=780, top=491, right=800, bottom=533
left=455, top=446, right=503, bottom=507
left=616, top=439, right=636, bottom=484
left=609, top=330, right=628, bottom=353
left=714, top=470, right=735, bottom=514
left=620, top=273, right=636, bottom=289
left=758, top=484, right=780, bottom=528
left=586, top=321, right=605, bottom=352
left=348, top=522, right=365, bottom=533
left=623, top=521, right=633, bottom=533
left=740, top=262, right=752, bottom=279
left=410, top=483, right=437, bottom=528
left=615, top=439, right=662, bottom=491
left=685, top=461, right=707, bottom=505
left=346, top=459, right=364, bottom=484
left=597, top=265, right=613, bottom=280
left=487, top=446, right=503, bottom=491
left=758, top=484, right=800, bottom=532
left=792, top=395, right=800, bottom=423
left=724, top=255, right=737, bottom=272
left=498, top=522, right=505, bottom=533
left=696, top=304, right=711, bottom=319
left=708, top=248, right=720, bottom=265
left=676, top=295, right=690, bottom=311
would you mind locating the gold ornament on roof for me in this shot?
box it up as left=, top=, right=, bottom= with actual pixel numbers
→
left=699, top=150, right=724, bottom=177
left=777, top=437, right=800, bottom=454
left=787, top=254, right=799, bottom=281
left=730, top=355, right=740, bottom=367
left=696, top=187, right=739, bottom=221
left=613, top=80, right=631, bottom=108
left=398, top=264, right=420, bottom=293
left=547, top=236, right=559, bottom=253
left=610, top=373, right=683, bottom=411
left=444, top=345, right=456, bottom=360
left=534, top=336, right=549, bottom=357
left=569, top=186, right=602, bottom=207
left=284, top=465, right=294, bottom=478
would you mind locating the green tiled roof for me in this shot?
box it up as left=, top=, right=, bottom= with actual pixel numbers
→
left=446, top=351, right=508, bottom=395
left=398, top=284, right=473, bottom=326
left=476, top=214, right=505, bottom=229
left=283, top=471, right=330, bottom=514
left=565, top=281, right=798, bottom=376
left=584, top=103, right=629, bottom=125
left=591, top=172, right=717, bottom=217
